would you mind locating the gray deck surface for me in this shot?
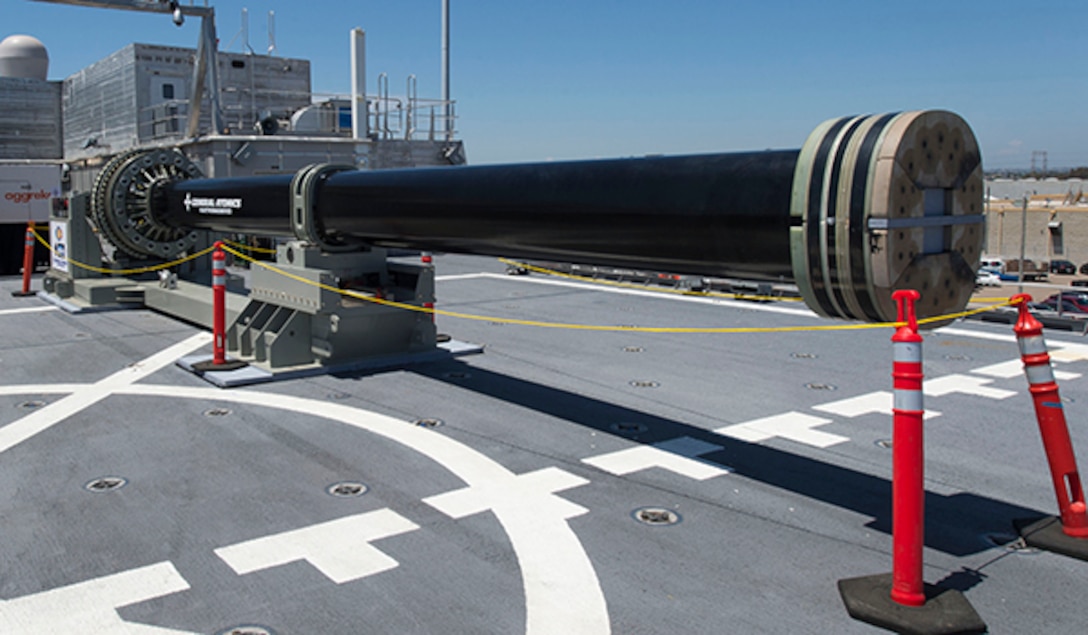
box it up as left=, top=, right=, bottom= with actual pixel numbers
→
left=1, top=254, right=1086, bottom=634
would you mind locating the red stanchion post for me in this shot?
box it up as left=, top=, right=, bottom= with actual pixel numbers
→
left=890, top=289, right=926, bottom=607
left=1012, top=294, right=1088, bottom=538
left=838, top=289, right=985, bottom=632
left=11, top=222, right=36, bottom=297
left=20, top=222, right=34, bottom=294
left=422, top=251, right=435, bottom=323
left=212, top=241, right=226, bottom=366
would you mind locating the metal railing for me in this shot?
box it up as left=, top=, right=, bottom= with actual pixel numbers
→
left=137, top=83, right=456, bottom=142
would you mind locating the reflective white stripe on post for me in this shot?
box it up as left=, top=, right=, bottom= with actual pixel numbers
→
left=894, top=390, right=924, bottom=412
left=1025, top=363, right=1055, bottom=386
left=1017, top=334, right=1047, bottom=357
left=894, top=342, right=922, bottom=363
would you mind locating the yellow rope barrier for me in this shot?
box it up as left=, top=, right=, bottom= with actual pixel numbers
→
left=222, top=244, right=1015, bottom=334
left=25, top=224, right=1022, bottom=334
left=30, top=227, right=215, bottom=275
left=222, top=238, right=278, bottom=254
left=498, top=258, right=803, bottom=302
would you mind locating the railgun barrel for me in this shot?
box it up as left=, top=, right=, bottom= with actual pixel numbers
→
left=128, top=110, right=985, bottom=324
left=163, top=150, right=800, bottom=280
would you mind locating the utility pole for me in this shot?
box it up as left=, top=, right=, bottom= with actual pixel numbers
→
left=441, top=0, right=452, bottom=141
left=1019, top=195, right=1028, bottom=295
left=1031, top=150, right=1048, bottom=176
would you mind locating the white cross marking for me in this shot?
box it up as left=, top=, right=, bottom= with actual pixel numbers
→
left=814, top=392, right=942, bottom=420
left=581, top=436, right=729, bottom=480
left=714, top=412, right=849, bottom=448
left=214, top=509, right=420, bottom=584
left=424, top=466, right=589, bottom=520
left=923, top=374, right=1016, bottom=399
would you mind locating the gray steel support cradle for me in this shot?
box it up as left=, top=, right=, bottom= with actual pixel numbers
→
left=39, top=194, right=479, bottom=382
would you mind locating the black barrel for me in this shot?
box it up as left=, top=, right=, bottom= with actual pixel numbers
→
left=162, top=151, right=800, bottom=280
left=115, top=110, right=985, bottom=323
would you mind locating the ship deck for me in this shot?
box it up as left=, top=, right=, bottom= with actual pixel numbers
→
left=1, top=254, right=1086, bottom=634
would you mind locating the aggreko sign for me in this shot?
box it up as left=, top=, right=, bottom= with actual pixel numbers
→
left=3, top=189, right=52, bottom=204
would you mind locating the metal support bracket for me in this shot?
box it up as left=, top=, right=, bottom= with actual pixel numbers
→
left=290, top=163, right=359, bottom=252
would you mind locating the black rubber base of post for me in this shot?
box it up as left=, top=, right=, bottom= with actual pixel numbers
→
left=10, top=290, right=36, bottom=297
left=191, top=359, right=250, bottom=372
left=1015, top=516, right=1088, bottom=561
left=838, top=573, right=987, bottom=635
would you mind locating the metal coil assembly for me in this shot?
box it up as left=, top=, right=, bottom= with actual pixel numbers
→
left=91, top=148, right=203, bottom=259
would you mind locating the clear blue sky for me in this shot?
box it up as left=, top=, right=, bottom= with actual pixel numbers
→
left=4, top=0, right=1086, bottom=168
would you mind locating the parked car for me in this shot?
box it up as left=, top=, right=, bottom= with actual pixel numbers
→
left=979, top=258, right=1005, bottom=274
left=975, top=270, right=1001, bottom=287
left=1050, top=259, right=1076, bottom=274
left=1045, top=292, right=1088, bottom=312
left=1032, top=299, right=1088, bottom=314
left=1080, top=263, right=1088, bottom=275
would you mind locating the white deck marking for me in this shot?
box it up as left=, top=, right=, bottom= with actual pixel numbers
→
left=814, top=392, right=893, bottom=418
left=0, top=561, right=195, bottom=634
left=812, top=392, right=942, bottom=420
left=971, top=360, right=1028, bottom=379
left=424, top=466, right=589, bottom=520
left=118, top=384, right=611, bottom=635
left=456, top=272, right=819, bottom=318
left=0, top=333, right=211, bottom=455
left=818, top=391, right=948, bottom=419
left=937, top=327, right=1018, bottom=343
left=581, top=436, right=730, bottom=479
left=1051, top=347, right=1088, bottom=363
left=215, top=509, right=420, bottom=584
left=0, top=306, right=58, bottom=316
left=714, top=412, right=849, bottom=448
left=0, top=384, right=92, bottom=396
left=422, top=466, right=608, bottom=633
left=435, top=273, right=493, bottom=282
left=922, top=374, right=1016, bottom=399
left=972, top=359, right=1080, bottom=381
left=941, top=325, right=1088, bottom=356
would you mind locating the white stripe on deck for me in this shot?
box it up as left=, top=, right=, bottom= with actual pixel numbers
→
left=0, top=561, right=195, bottom=634
left=0, top=333, right=211, bottom=455
left=442, top=272, right=818, bottom=318
left=582, top=436, right=731, bottom=479
left=117, top=383, right=611, bottom=635
left=0, top=306, right=57, bottom=316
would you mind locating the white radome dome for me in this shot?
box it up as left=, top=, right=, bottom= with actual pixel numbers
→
left=0, top=34, right=49, bottom=80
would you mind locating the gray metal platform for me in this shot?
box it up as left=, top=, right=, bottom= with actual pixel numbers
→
left=1, top=254, right=1086, bottom=634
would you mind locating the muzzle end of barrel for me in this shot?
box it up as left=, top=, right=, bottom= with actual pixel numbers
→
left=790, top=110, right=984, bottom=326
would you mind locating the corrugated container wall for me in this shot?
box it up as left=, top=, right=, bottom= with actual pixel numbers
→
left=0, top=76, right=62, bottom=159
left=215, top=50, right=311, bottom=133
left=62, top=45, right=138, bottom=159
left=63, top=43, right=312, bottom=160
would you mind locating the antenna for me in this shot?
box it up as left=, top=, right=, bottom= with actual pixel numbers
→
left=268, top=11, right=277, bottom=56
left=242, top=7, right=254, bottom=55
left=225, top=7, right=255, bottom=54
